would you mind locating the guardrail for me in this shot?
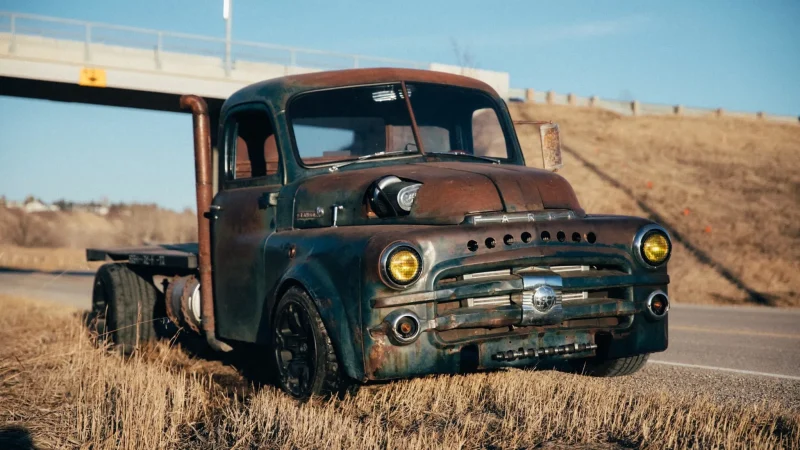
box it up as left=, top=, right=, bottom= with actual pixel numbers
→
left=506, top=88, right=799, bottom=124
left=0, top=11, right=426, bottom=72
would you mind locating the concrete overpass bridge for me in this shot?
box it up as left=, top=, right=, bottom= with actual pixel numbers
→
left=0, top=10, right=510, bottom=120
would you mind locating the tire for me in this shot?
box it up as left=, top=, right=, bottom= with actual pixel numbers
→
left=570, top=353, right=650, bottom=377
left=90, top=263, right=165, bottom=354
left=271, top=287, right=350, bottom=400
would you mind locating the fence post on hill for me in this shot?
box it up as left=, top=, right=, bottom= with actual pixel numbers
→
left=589, top=96, right=598, bottom=108
left=756, top=111, right=764, bottom=120
left=8, top=14, right=16, bottom=53
left=631, top=101, right=639, bottom=116
left=674, top=105, right=683, bottom=116
left=546, top=91, right=554, bottom=105
left=156, top=32, right=163, bottom=70
left=525, top=88, right=535, bottom=103
left=715, top=108, right=724, bottom=118
left=567, top=93, right=575, bottom=105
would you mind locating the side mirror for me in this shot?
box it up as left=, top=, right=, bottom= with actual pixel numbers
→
left=513, top=121, right=563, bottom=172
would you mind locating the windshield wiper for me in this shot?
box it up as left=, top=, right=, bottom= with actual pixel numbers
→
left=427, top=151, right=500, bottom=165
left=328, top=150, right=417, bottom=172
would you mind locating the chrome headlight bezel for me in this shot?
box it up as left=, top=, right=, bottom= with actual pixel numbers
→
left=633, top=224, right=672, bottom=269
left=379, top=242, right=423, bottom=290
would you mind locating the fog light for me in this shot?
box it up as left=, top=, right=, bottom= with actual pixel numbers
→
left=389, top=311, right=421, bottom=345
left=646, top=291, right=669, bottom=319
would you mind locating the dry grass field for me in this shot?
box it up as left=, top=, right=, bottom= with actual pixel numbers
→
left=511, top=105, right=800, bottom=307
left=1, top=294, right=798, bottom=449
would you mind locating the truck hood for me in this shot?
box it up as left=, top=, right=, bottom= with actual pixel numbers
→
left=290, top=161, right=584, bottom=228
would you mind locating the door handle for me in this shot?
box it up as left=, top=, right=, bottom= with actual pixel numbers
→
left=203, top=204, right=222, bottom=219
left=258, top=192, right=279, bottom=210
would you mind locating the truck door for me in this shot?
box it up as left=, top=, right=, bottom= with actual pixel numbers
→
left=211, top=104, right=282, bottom=343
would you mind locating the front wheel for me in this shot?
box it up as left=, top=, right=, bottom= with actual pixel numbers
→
left=271, top=287, right=350, bottom=399
left=569, top=353, right=650, bottom=377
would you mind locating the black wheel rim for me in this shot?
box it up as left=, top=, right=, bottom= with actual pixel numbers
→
left=274, top=300, right=316, bottom=397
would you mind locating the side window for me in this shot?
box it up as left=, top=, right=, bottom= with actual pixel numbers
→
left=226, top=108, right=281, bottom=183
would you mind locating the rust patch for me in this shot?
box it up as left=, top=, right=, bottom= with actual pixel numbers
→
left=367, top=340, right=388, bottom=378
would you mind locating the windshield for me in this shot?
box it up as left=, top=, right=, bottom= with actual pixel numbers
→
left=407, top=83, right=512, bottom=160
left=288, top=82, right=513, bottom=166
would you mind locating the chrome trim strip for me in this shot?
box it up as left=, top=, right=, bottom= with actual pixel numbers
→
left=550, top=265, right=591, bottom=273
left=633, top=224, right=672, bottom=269
left=467, top=295, right=511, bottom=307
left=463, top=269, right=511, bottom=280
left=562, top=291, right=588, bottom=302
left=464, top=209, right=577, bottom=225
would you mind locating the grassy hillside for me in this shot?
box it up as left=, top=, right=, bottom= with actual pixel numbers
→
left=511, top=104, right=800, bottom=306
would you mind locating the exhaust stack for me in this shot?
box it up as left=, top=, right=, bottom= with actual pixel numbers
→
left=179, top=95, right=232, bottom=353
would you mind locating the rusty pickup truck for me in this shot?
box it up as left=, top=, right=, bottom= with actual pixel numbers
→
left=88, top=68, right=671, bottom=399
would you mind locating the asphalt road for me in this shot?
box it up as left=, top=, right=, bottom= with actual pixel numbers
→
left=1, top=269, right=798, bottom=408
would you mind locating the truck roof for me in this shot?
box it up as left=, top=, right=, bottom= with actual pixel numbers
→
left=223, top=68, right=499, bottom=113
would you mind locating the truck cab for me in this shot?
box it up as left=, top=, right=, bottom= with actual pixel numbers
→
left=88, top=68, right=671, bottom=399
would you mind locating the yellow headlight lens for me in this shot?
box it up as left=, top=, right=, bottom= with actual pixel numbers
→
left=387, top=249, right=421, bottom=285
left=642, top=233, right=670, bottom=265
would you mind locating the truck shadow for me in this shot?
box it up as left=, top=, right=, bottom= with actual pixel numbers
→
left=562, top=145, right=777, bottom=306
left=0, top=425, right=38, bottom=450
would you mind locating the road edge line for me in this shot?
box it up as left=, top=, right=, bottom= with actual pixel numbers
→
left=649, top=360, right=800, bottom=381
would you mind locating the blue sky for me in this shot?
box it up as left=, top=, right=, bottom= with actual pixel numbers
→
left=1, top=0, right=798, bottom=210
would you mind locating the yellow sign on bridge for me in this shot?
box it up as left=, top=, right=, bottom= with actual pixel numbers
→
left=78, top=68, right=107, bottom=87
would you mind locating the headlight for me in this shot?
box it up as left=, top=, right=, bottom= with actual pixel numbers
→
left=381, top=243, right=423, bottom=288
left=633, top=225, right=672, bottom=268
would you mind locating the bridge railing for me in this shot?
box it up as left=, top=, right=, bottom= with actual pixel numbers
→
left=507, top=88, right=799, bottom=124
left=0, top=11, right=426, bottom=72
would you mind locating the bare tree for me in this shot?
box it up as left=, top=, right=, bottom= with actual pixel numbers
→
left=450, top=38, right=477, bottom=75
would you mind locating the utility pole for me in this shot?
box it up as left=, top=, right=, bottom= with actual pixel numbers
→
left=224, top=0, right=233, bottom=76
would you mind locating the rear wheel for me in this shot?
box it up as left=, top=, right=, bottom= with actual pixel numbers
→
left=90, top=263, right=166, bottom=354
left=570, top=353, right=650, bottom=377
left=271, top=287, right=349, bottom=400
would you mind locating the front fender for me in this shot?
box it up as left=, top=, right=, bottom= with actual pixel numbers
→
left=276, top=258, right=364, bottom=382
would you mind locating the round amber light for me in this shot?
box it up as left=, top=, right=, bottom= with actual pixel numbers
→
left=387, top=249, right=421, bottom=285
left=641, top=233, right=670, bottom=265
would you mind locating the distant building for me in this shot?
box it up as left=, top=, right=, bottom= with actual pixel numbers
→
left=21, top=198, right=60, bottom=213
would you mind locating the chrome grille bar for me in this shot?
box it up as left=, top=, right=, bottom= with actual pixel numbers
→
left=550, top=265, right=591, bottom=273
left=562, top=291, right=589, bottom=302
left=465, top=295, right=511, bottom=308
left=463, top=269, right=511, bottom=280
